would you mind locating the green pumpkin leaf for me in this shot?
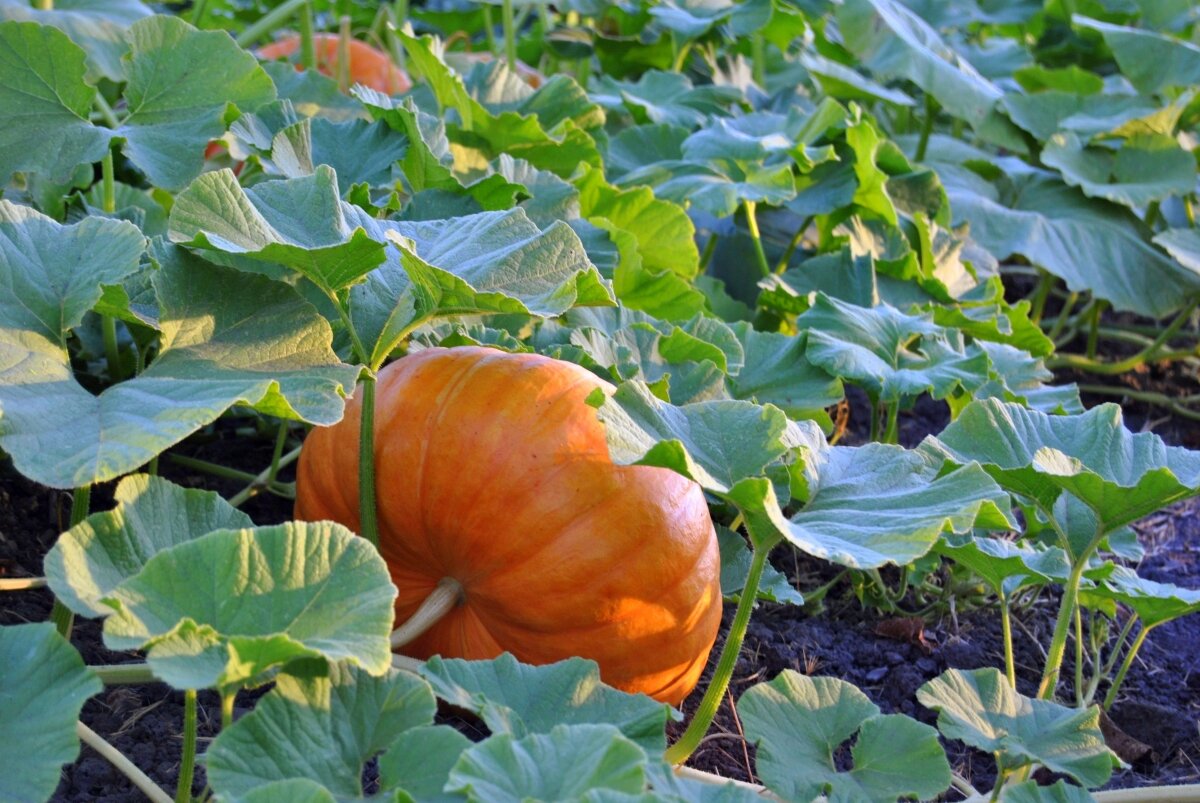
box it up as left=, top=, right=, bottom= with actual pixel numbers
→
left=935, top=535, right=1071, bottom=592
left=447, top=724, right=647, bottom=802
left=1084, top=566, right=1200, bottom=628
left=727, top=323, right=843, bottom=429
left=265, top=61, right=366, bottom=122
left=591, top=71, right=741, bottom=129
left=838, top=0, right=1024, bottom=150
left=1073, top=15, right=1200, bottom=94
left=379, top=725, right=473, bottom=803
left=0, top=200, right=145, bottom=343
left=922, top=399, right=1200, bottom=531
left=1, top=242, right=356, bottom=489
left=0, top=0, right=152, bottom=82
left=589, top=380, right=793, bottom=495
left=918, top=668, right=1119, bottom=786
left=169, top=166, right=387, bottom=295
left=117, top=15, right=276, bottom=190
left=739, top=670, right=950, bottom=803
left=0, top=21, right=113, bottom=182
left=271, top=117, right=407, bottom=189
left=1000, top=779, right=1095, bottom=803
left=348, top=207, right=613, bottom=366
left=421, top=654, right=674, bottom=753
left=797, top=294, right=990, bottom=403
left=733, top=443, right=1014, bottom=569
left=937, top=168, right=1200, bottom=318
left=206, top=665, right=435, bottom=797
left=0, top=623, right=101, bottom=803
left=1041, top=132, right=1195, bottom=210
left=717, top=525, right=804, bottom=605
left=46, top=474, right=252, bottom=617
left=102, top=522, right=396, bottom=690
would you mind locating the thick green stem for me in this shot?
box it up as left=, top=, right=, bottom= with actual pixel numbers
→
left=77, top=722, right=172, bottom=803
left=93, top=663, right=157, bottom=685
left=298, top=1, right=315, bottom=70
left=743, top=201, right=770, bottom=279
left=1050, top=298, right=1199, bottom=374
left=1028, top=270, right=1054, bottom=324
left=228, top=445, right=301, bottom=507
left=999, top=595, right=1015, bottom=688
left=664, top=536, right=777, bottom=765
left=33, top=0, right=52, bottom=8
left=672, top=41, right=694, bottom=73
left=1045, top=292, right=1079, bottom=342
left=175, top=690, right=197, bottom=803
left=775, top=222, right=808, bottom=274
left=1037, top=558, right=1090, bottom=700
left=51, top=487, right=91, bottom=638
left=482, top=5, right=498, bottom=57
left=914, top=93, right=936, bottom=162
left=1086, top=300, right=1105, bottom=359
left=235, top=0, right=310, bottom=47
left=698, top=233, right=719, bottom=272
left=1074, top=604, right=1085, bottom=707
left=265, top=420, right=290, bottom=488
left=1104, top=624, right=1152, bottom=710
left=356, top=374, right=380, bottom=549
left=99, top=149, right=125, bottom=383
left=169, top=454, right=261, bottom=484
left=1186, top=196, right=1196, bottom=228
left=502, top=0, right=516, bottom=71
left=750, top=34, right=765, bottom=87
left=191, top=0, right=208, bottom=26
left=221, top=692, right=235, bottom=730
left=882, top=402, right=900, bottom=444
left=337, top=15, right=352, bottom=93
left=101, top=149, right=116, bottom=213
left=868, top=399, right=880, bottom=442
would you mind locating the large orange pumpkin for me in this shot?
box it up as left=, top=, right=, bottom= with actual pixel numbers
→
left=295, top=347, right=722, bottom=705
left=259, top=33, right=412, bottom=94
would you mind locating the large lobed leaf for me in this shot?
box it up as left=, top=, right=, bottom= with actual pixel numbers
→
left=0, top=623, right=101, bottom=803
left=922, top=399, right=1200, bottom=532
left=101, top=522, right=397, bottom=690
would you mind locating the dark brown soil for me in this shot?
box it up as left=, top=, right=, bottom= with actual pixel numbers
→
left=3, top=362, right=1200, bottom=800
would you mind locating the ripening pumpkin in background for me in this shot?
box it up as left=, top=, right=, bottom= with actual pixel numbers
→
left=258, top=33, right=412, bottom=94
left=295, top=347, right=722, bottom=705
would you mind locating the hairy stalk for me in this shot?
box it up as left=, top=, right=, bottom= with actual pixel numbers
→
left=51, top=487, right=92, bottom=638
left=1045, top=292, right=1078, bottom=342
left=265, top=420, right=290, bottom=487
left=914, top=93, right=936, bottom=162
left=298, top=1, right=315, bottom=70
left=337, top=16, right=352, bottom=93
left=672, top=41, right=694, bottom=73
left=664, top=537, right=777, bottom=765
left=357, top=376, right=380, bottom=549
left=1038, top=531, right=1101, bottom=700
left=743, top=201, right=770, bottom=279
left=168, top=454, right=261, bottom=484
left=176, top=690, right=197, bottom=803
left=882, top=402, right=900, bottom=445
left=1086, top=300, right=1105, bottom=359
left=1028, top=271, right=1053, bottom=324
left=228, top=445, right=302, bottom=506
left=191, top=0, right=208, bottom=25
left=221, top=692, right=235, bottom=730
left=1104, top=624, right=1152, bottom=710
left=1074, top=605, right=1085, bottom=707
left=775, top=222, right=808, bottom=274
left=391, top=578, right=463, bottom=648
left=502, top=0, right=516, bottom=71
left=0, top=576, right=46, bottom=591
left=999, top=594, right=1015, bottom=687
left=235, top=0, right=309, bottom=47
left=78, top=722, right=172, bottom=803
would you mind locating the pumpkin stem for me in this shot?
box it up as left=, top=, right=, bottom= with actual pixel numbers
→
left=391, top=577, right=463, bottom=649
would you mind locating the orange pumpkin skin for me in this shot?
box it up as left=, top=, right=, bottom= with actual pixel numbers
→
left=258, top=34, right=412, bottom=94
left=295, top=347, right=721, bottom=705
